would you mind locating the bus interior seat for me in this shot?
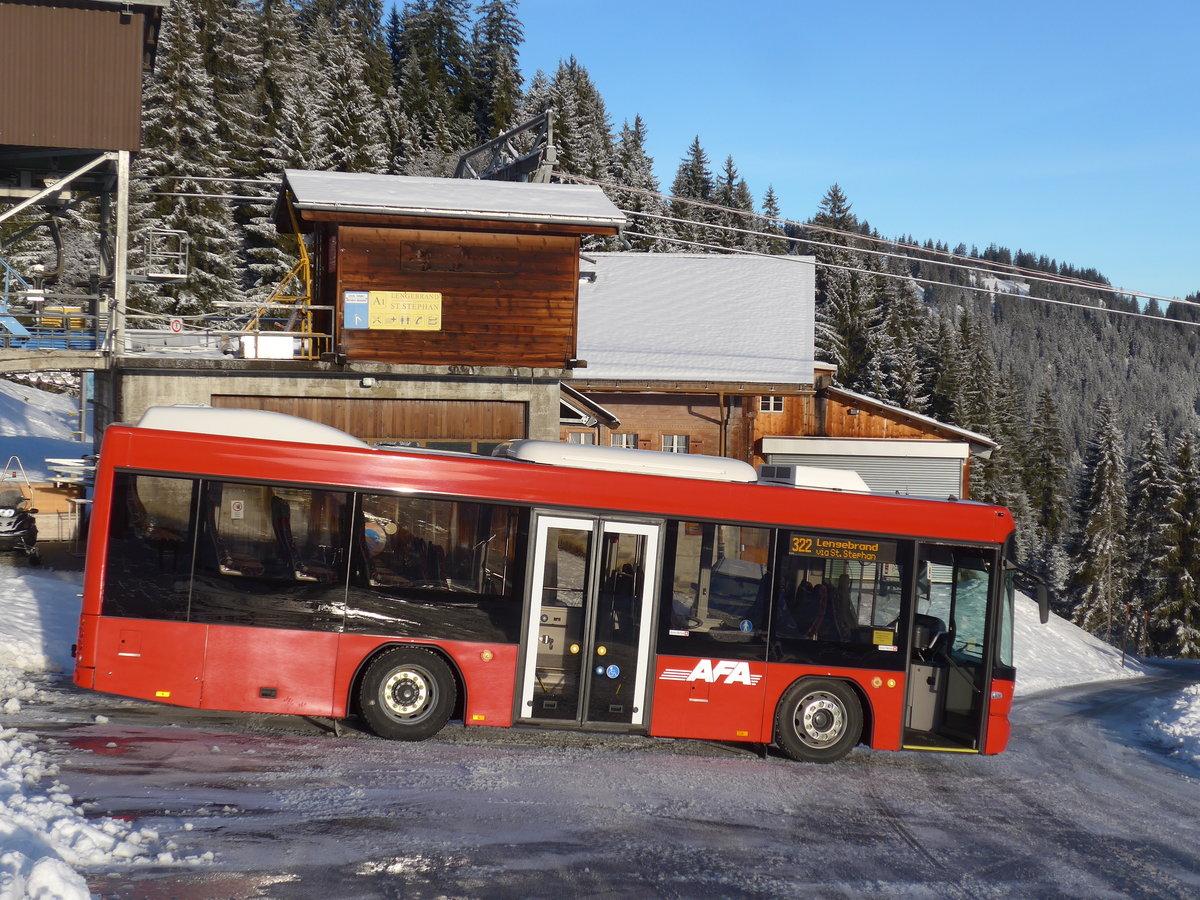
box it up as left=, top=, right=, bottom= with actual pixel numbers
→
left=270, top=495, right=336, bottom=583
left=202, top=494, right=266, bottom=577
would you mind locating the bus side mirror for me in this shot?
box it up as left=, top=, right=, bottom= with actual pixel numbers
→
left=1037, top=585, right=1050, bottom=624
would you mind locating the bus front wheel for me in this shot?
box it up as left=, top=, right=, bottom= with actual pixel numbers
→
left=359, top=647, right=456, bottom=741
left=774, top=678, right=862, bottom=763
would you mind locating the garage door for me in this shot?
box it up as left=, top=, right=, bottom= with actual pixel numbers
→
left=212, top=396, right=526, bottom=453
left=766, top=453, right=964, bottom=499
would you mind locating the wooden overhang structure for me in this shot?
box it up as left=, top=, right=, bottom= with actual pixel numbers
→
left=275, top=170, right=624, bottom=369
left=0, top=0, right=166, bottom=154
left=0, top=0, right=170, bottom=361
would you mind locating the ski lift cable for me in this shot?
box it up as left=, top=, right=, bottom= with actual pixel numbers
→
left=620, top=208, right=1200, bottom=313
left=558, top=172, right=1184, bottom=306
left=620, top=229, right=1200, bottom=330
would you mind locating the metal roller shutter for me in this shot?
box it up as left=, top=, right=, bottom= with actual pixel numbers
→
left=766, top=453, right=963, bottom=499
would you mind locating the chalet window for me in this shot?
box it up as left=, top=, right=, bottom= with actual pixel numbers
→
left=760, top=396, right=784, bottom=413
left=662, top=434, right=689, bottom=454
left=568, top=432, right=596, bottom=445
left=611, top=433, right=638, bottom=449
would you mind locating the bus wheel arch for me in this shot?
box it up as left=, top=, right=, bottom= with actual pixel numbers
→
left=355, top=644, right=460, bottom=741
left=774, top=677, right=865, bottom=763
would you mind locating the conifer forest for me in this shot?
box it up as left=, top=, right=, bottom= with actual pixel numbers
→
left=7, top=0, right=1200, bottom=658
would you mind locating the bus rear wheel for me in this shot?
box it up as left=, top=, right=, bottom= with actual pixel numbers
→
left=775, top=678, right=862, bottom=763
left=359, top=647, right=456, bottom=741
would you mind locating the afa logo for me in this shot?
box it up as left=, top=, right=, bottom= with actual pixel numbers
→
left=659, top=659, right=763, bottom=686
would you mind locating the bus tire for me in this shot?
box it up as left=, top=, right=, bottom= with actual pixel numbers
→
left=774, top=678, right=862, bottom=763
left=359, top=647, right=456, bottom=741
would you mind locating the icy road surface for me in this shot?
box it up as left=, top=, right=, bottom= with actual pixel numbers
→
left=8, top=668, right=1199, bottom=899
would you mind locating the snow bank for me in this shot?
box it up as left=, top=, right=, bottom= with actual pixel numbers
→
left=1012, top=592, right=1146, bottom=694
left=1142, top=683, right=1200, bottom=768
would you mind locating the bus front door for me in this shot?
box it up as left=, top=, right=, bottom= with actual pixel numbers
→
left=518, top=515, right=661, bottom=729
left=903, top=544, right=997, bottom=752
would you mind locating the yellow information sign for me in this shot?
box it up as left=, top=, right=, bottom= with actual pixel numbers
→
left=368, top=291, right=442, bottom=331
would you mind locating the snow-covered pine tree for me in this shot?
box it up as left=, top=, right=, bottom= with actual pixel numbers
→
left=809, top=185, right=881, bottom=388
left=712, top=156, right=755, bottom=250
left=758, top=186, right=788, bottom=255
left=313, top=16, right=391, bottom=173
left=669, top=137, right=715, bottom=248
left=1070, top=398, right=1129, bottom=642
left=242, top=0, right=327, bottom=302
left=134, top=0, right=241, bottom=314
left=194, top=0, right=264, bottom=183
left=548, top=57, right=613, bottom=182
left=470, top=0, right=523, bottom=139
left=1154, top=432, right=1200, bottom=657
left=299, top=0, right=391, bottom=97
left=880, top=280, right=928, bottom=412
left=392, top=0, right=475, bottom=172
left=1124, top=422, right=1174, bottom=655
left=395, top=53, right=470, bottom=175
left=609, top=116, right=672, bottom=251
left=1025, top=385, right=1072, bottom=550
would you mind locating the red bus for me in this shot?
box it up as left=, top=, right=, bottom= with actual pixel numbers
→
left=73, top=407, right=1046, bottom=763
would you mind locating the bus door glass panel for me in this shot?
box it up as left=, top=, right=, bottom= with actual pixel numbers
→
left=191, top=480, right=348, bottom=632
left=520, top=516, right=660, bottom=727
left=586, top=523, right=659, bottom=725
left=768, top=531, right=907, bottom=667
left=906, top=544, right=995, bottom=749
left=102, top=472, right=198, bottom=621
left=523, top=516, right=593, bottom=722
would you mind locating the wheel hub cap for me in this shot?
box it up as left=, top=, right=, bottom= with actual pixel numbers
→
left=799, top=695, right=844, bottom=746
left=385, top=670, right=429, bottom=717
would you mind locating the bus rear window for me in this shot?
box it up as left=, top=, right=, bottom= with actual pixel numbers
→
left=102, top=472, right=197, bottom=621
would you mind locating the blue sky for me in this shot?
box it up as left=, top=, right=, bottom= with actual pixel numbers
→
left=516, top=0, right=1199, bottom=300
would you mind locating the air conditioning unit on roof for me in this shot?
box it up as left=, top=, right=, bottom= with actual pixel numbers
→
left=757, top=464, right=870, bottom=493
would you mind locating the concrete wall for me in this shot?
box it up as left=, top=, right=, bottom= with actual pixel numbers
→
left=95, top=360, right=565, bottom=443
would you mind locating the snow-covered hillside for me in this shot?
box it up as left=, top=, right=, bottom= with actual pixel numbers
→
left=0, top=379, right=88, bottom=480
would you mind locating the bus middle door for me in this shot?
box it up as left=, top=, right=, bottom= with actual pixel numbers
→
left=518, top=514, right=661, bottom=730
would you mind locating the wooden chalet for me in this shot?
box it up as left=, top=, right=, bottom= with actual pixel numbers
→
left=276, top=170, right=623, bottom=368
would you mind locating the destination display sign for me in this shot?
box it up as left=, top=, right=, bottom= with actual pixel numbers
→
left=787, top=533, right=897, bottom=564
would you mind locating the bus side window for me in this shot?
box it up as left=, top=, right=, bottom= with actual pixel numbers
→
left=769, top=531, right=909, bottom=664
left=102, top=472, right=197, bottom=621
left=346, top=493, right=527, bottom=643
left=657, top=521, right=771, bottom=661
left=190, top=481, right=349, bottom=630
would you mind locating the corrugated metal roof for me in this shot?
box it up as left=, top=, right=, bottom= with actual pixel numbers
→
left=282, top=170, right=625, bottom=228
left=572, top=252, right=816, bottom=384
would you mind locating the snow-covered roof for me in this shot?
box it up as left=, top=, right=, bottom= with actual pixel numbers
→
left=826, top=385, right=998, bottom=451
left=280, top=170, right=625, bottom=230
left=573, top=253, right=816, bottom=384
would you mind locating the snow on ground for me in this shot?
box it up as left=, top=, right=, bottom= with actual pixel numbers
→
left=0, top=570, right=193, bottom=900
left=1142, top=683, right=1200, bottom=767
